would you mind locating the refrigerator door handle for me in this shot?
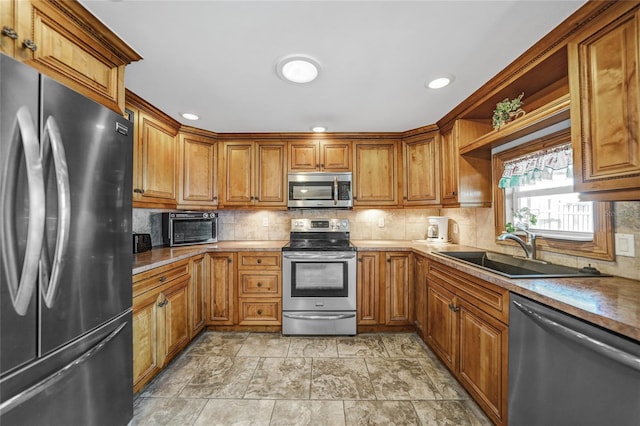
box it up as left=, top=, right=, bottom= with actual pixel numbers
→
left=0, top=106, right=45, bottom=316
left=0, top=321, right=128, bottom=415
left=38, top=116, right=70, bottom=309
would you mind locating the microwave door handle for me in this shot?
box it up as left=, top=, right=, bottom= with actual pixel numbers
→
left=334, top=176, right=338, bottom=205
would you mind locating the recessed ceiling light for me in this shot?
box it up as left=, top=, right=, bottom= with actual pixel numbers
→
left=426, top=75, right=455, bottom=89
left=311, top=126, right=327, bottom=133
left=181, top=112, right=199, bottom=121
left=277, top=54, right=321, bottom=84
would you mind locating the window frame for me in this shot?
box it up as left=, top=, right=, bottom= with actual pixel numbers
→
left=492, top=128, right=614, bottom=260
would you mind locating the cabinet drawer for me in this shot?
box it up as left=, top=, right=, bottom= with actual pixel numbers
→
left=428, top=262, right=508, bottom=323
left=238, top=299, right=281, bottom=324
left=237, top=252, right=280, bottom=269
left=238, top=272, right=281, bottom=297
left=133, top=259, right=190, bottom=298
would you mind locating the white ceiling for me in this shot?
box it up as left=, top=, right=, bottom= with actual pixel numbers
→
left=81, top=0, right=586, bottom=133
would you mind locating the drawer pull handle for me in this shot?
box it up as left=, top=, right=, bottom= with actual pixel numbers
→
left=448, top=303, right=460, bottom=312
left=159, top=276, right=167, bottom=282
left=22, top=39, right=37, bottom=52
left=133, top=188, right=145, bottom=194
left=2, top=27, right=18, bottom=40
left=158, top=299, right=168, bottom=307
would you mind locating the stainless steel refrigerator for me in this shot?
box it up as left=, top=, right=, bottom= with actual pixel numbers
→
left=0, top=54, right=133, bottom=425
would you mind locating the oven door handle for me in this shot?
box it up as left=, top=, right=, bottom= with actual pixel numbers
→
left=283, top=253, right=356, bottom=260
left=283, top=313, right=356, bottom=321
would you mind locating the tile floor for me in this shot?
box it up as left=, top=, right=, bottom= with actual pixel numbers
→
left=133, top=332, right=492, bottom=425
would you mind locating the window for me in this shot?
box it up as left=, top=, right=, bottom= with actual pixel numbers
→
left=493, top=128, right=614, bottom=260
left=500, top=143, right=594, bottom=241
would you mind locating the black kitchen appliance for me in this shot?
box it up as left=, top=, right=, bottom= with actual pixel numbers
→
left=133, top=233, right=152, bottom=253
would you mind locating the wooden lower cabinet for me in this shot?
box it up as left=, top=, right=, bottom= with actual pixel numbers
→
left=385, top=252, right=413, bottom=325
left=206, top=253, right=235, bottom=325
left=189, top=255, right=207, bottom=338
left=237, top=252, right=282, bottom=326
left=132, top=259, right=191, bottom=393
left=413, top=255, right=428, bottom=339
left=426, top=260, right=509, bottom=426
left=357, top=250, right=413, bottom=328
left=357, top=251, right=382, bottom=325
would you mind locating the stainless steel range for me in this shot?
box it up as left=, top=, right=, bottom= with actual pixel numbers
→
left=282, top=218, right=356, bottom=335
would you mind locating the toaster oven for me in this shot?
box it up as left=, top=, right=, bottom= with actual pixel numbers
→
left=162, top=212, right=218, bottom=246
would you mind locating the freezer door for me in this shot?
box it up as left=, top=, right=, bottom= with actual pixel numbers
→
left=0, top=54, right=41, bottom=375
left=0, top=310, right=133, bottom=426
left=38, top=76, right=133, bottom=355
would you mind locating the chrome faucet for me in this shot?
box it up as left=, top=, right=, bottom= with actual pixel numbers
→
left=497, top=226, right=537, bottom=259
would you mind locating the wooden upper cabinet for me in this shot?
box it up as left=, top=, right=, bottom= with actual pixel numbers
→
left=440, top=119, right=493, bottom=207
left=220, top=139, right=287, bottom=208
left=1, top=0, right=141, bottom=113
left=128, top=92, right=180, bottom=208
left=289, top=139, right=351, bottom=171
left=353, top=139, right=401, bottom=206
left=178, top=128, right=218, bottom=209
left=402, top=129, right=440, bottom=206
left=569, top=3, right=640, bottom=200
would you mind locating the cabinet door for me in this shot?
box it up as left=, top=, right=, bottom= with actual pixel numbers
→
left=354, top=141, right=400, bottom=206
left=458, top=302, right=508, bottom=425
left=221, top=142, right=252, bottom=206
left=570, top=5, right=640, bottom=198
left=132, top=291, right=161, bottom=393
left=413, top=256, right=427, bottom=338
left=178, top=131, right=217, bottom=208
left=426, top=281, right=457, bottom=372
left=255, top=141, right=287, bottom=206
left=440, top=127, right=459, bottom=205
left=403, top=134, right=440, bottom=205
left=159, top=277, right=190, bottom=364
left=206, top=253, right=235, bottom=325
left=189, top=255, right=206, bottom=338
left=385, top=252, right=413, bottom=325
left=357, top=252, right=382, bottom=325
left=321, top=140, right=351, bottom=171
left=136, top=111, right=178, bottom=205
left=289, top=141, right=319, bottom=171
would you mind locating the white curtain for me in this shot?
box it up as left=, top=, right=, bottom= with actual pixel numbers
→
left=498, top=143, right=573, bottom=189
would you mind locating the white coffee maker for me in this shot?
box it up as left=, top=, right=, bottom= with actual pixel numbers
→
left=426, top=216, right=449, bottom=243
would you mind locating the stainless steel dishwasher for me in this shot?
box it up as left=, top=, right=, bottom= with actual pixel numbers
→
left=508, top=293, right=640, bottom=426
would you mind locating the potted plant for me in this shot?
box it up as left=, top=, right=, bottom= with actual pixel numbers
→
left=492, top=92, right=525, bottom=129
left=506, top=206, right=537, bottom=233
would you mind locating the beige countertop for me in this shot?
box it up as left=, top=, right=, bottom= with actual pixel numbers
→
left=133, top=239, right=640, bottom=342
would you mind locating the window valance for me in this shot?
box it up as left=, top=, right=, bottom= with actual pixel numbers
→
left=498, top=143, right=573, bottom=189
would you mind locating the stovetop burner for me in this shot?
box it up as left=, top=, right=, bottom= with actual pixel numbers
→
left=283, top=218, right=354, bottom=252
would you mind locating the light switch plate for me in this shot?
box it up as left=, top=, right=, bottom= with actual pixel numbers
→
left=615, top=233, right=635, bottom=257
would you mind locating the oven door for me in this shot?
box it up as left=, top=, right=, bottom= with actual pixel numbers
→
left=282, top=251, right=356, bottom=311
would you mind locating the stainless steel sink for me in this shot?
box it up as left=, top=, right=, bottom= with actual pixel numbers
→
left=434, top=251, right=607, bottom=279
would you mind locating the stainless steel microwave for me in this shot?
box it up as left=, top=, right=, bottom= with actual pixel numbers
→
left=287, top=172, right=353, bottom=208
left=162, top=212, right=218, bottom=246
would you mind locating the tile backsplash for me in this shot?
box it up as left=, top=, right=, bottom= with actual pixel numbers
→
left=133, top=201, right=640, bottom=280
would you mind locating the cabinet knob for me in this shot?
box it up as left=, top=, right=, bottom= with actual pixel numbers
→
left=257, top=309, right=263, bottom=315
left=159, top=276, right=167, bottom=282
left=257, top=259, right=262, bottom=264
left=22, top=39, right=37, bottom=52
left=213, top=196, right=218, bottom=200
left=2, top=26, right=18, bottom=40
left=320, top=163, right=325, bottom=168
left=386, top=258, right=391, bottom=263
left=227, top=257, right=232, bottom=263
left=357, top=257, right=362, bottom=262
left=257, top=282, right=262, bottom=287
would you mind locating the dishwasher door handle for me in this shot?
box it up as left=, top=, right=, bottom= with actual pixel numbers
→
left=512, top=299, right=640, bottom=373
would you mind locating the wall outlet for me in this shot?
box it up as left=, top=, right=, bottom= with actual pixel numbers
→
left=378, top=217, right=385, bottom=227
left=262, top=217, right=269, bottom=227
left=615, top=233, right=635, bottom=257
